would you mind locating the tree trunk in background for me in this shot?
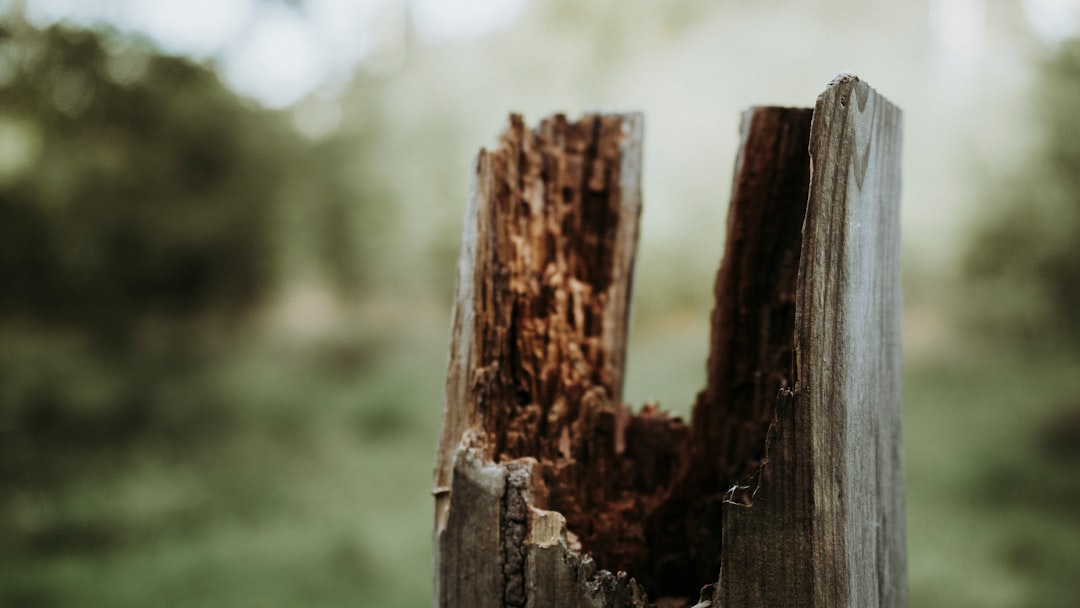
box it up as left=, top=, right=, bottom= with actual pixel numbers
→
left=434, top=75, right=905, bottom=608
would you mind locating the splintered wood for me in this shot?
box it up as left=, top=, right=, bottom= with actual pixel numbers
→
left=434, top=75, right=905, bottom=608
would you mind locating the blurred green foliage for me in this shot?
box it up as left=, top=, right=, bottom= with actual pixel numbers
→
left=966, top=37, right=1080, bottom=347
left=903, top=351, right=1080, bottom=608
left=0, top=22, right=277, bottom=496
left=0, top=24, right=287, bottom=346
left=951, top=36, right=1080, bottom=601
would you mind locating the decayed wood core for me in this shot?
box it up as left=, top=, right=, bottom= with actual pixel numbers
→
left=648, top=107, right=812, bottom=597
left=438, top=108, right=814, bottom=604
left=455, top=113, right=689, bottom=594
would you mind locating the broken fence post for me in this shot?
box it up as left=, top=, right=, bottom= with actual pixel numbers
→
left=434, top=74, right=905, bottom=608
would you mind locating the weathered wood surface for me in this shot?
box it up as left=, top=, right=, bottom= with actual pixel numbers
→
left=434, top=113, right=653, bottom=608
left=717, top=74, right=906, bottom=607
left=435, top=75, right=905, bottom=608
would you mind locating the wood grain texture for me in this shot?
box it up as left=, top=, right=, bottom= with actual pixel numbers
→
left=802, top=74, right=906, bottom=608
left=690, top=106, right=812, bottom=494
left=437, top=450, right=506, bottom=608
left=435, top=75, right=905, bottom=608
left=434, top=113, right=651, bottom=608
left=717, top=74, right=905, bottom=608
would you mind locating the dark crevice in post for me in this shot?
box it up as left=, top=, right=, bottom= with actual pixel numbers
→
left=641, top=107, right=813, bottom=600
left=501, top=463, right=531, bottom=607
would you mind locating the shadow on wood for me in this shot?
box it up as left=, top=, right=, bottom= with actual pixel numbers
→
left=434, top=74, right=905, bottom=608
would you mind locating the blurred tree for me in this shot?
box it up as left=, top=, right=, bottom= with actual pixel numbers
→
left=966, top=37, right=1080, bottom=347
left=0, top=22, right=292, bottom=347
left=281, top=104, right=394, bottom=302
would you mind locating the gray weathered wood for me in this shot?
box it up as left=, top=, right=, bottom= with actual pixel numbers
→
left=718, top=74, right=906, bottom=607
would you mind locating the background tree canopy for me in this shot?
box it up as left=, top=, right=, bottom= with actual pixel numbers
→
left=0, top=24, right=289, bottom=345
left=966, top=36, right=1080, bottom=347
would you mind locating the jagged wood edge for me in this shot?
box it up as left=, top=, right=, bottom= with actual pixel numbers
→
left=433, top=114, right=648, bottom=608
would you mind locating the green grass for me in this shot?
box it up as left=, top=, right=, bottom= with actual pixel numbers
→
left=2, top=311, right=1079, bottom=607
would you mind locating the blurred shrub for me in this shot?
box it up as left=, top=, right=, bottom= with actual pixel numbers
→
left=0, top=23, right=291, bottom=347
left=966, top=37, right=1080, bottom=347
left=0, top=22, right=307, bottom=506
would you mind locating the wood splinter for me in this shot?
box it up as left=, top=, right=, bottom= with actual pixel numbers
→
left=434, top=75, right=906, bottom=608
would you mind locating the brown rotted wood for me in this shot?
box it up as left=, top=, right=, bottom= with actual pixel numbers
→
left=434, top=112, right=654, bottom=608
left=646, top=105, right=814, bottom=598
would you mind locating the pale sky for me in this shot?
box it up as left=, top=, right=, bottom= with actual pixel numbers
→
left=1023, top=0, right=1080, bottom=43
left=20, top=0, right=528, bottom=108
left=14, top=0, right=1080, bottom=108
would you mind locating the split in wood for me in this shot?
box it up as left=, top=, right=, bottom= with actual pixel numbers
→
left=435, top=75, right=906, bottom=608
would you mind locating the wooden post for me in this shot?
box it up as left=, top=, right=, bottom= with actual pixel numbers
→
left=434, top=74, right=905, bottom=608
